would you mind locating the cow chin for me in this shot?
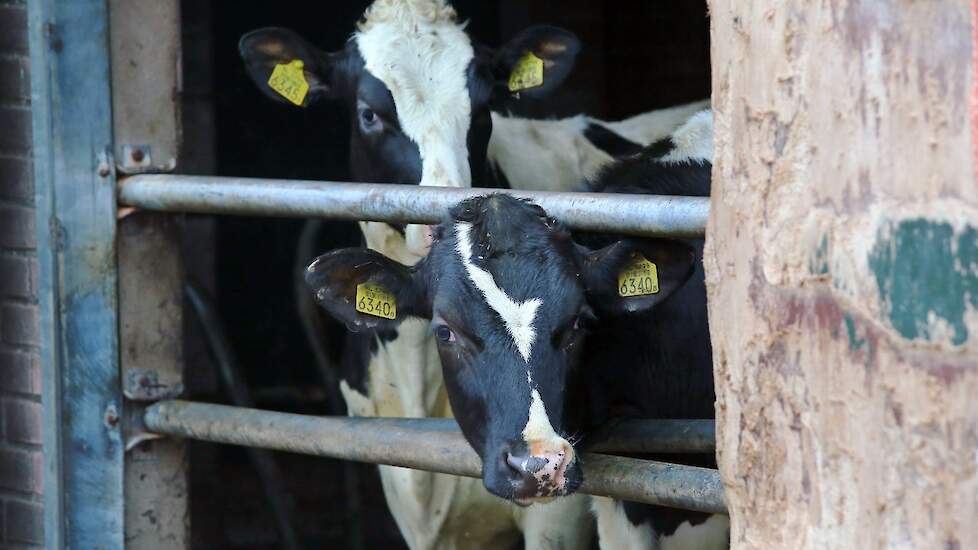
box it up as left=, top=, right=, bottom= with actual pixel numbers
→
left=405, top=223, right=435, bottom=258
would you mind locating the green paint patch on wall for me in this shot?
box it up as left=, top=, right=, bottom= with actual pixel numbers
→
left=869, top=220, right=978, bottom=346
left=809, top=234, right=830, bottom=275
left=844, top=314, right=866, bottom=351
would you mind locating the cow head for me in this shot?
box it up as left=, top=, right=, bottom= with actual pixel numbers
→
left=305, top=194, right=696, bottom=501
left=240, top=1, right=580, bottom=256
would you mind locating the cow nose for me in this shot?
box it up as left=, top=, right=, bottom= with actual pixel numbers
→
left=504, top=442, right=574, bottom=498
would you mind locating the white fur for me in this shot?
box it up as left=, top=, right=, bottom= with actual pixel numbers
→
left=659, top=110, right=714, bottom=165
left=514, top=493, right=595, bottom=550
left=601, top=100, right=710, bottom=145
left=592, top=496, right=729, bottom=550
left=592, top=496, right=656, bottom=550
left=523, top=389, right=559, bottom=442
left=488, top=100, right=710, bottom=190
left=356, top=1, right=474, bottom=256
left=455, top=221, right=541, bottom=362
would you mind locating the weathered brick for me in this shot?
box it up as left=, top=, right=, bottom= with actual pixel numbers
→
left=0, top=255, right=34, bottom=299
left=3, top=399, right=40, bottom=445
left=0, top=156, right=33, bottom=202
left=0, top=350, right=35, bottom=395
left=0, top=206, right=36, bottom=250
left=5, top=498, right=42, bottom=544
left=0, top=106, right=31, bottom=156
left=0, top=448, right=33, bottom=493
left=0, top=56, right=29, bottom=102
left=0, top=304, right=39, bottom=347
left=0, top=5, right=28, bottom=55
left=31, top=451, right=42, bottom=495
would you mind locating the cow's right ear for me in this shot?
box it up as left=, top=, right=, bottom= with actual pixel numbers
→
left=239, top=27, right=339, bottom=107
left=305, top=248, right=427, bottom=332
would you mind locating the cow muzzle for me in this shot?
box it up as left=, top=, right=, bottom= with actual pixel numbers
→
left=504, top=439, right=577, bottom=501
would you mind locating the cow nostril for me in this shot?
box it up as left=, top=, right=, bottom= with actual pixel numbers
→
left=505, top=452, right=526, bottom=474
left=506, top=453, right=548, bottom=475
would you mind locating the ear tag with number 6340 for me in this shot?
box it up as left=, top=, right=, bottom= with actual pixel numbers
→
left=355, top=283, right=397, bottom=320
left=618, top=254, right=659, bottom=297
left=268, top=59, right=309, bottom=106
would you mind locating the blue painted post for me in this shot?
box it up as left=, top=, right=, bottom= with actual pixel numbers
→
left=28, top=0, right=123, bottom=548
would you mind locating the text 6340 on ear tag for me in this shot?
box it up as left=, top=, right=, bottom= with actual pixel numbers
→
left=618, top=254, right=659, bottom=297
left=355, top=283, right=397, bottom=320
left=268, top=59, right=309, bottom=106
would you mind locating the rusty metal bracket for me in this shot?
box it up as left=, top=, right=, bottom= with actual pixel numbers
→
left=123, top=369, right=185, bottom=402
left=117, top=144, right=177, bottom=176
left=123, top=370, right=183, bottom=452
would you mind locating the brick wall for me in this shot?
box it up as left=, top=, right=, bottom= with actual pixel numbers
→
left=0, top=0, right=44, bottom=547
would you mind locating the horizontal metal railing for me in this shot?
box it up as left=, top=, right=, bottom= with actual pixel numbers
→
left=145, top=400, right=725, bottom=514
left=118, top=175, right=710, bottom=238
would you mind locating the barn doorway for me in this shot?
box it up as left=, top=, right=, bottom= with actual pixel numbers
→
left=179, top=1, right=711, bottom=547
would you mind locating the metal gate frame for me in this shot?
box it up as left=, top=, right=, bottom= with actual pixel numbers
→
left=29, top=1, right=724, bottom=548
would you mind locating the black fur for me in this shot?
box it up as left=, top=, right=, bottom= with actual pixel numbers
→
left=583, top=123, right=644, bottom=158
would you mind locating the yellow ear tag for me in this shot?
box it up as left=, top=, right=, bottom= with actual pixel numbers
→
left=508, top=51, right=545, bottom=92
left=618, top=254, right=660, bottom=297
left=268, top=59, right=309, bottom=106
left=355, top=283, right=397, bottom=320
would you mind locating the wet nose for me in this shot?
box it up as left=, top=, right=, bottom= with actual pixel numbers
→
left=505, top=443, right=573, bottom=497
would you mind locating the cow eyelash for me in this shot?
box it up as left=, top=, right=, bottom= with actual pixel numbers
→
left=552, top=312, right=591, bottom=349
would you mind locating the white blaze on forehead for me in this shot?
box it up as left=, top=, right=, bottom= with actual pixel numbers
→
left=356, top=0, right=475, bottom=189
left=455, top=222, right=541, bottom=362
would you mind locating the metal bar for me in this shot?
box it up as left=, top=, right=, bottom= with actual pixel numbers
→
left=185, top=281, right=303, bottom=550
left=588, top=419, right=716, bottom=454
left=118, top=175, right=710, bottom=238
left=145, top=400, right=726, bottom=514
left=29, top=0, right=124, bottom=548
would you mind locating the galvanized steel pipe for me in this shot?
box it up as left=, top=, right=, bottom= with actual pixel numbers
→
left=145, top=400, right=725, bottom=514
left=118, top=175, right=709, bottom=238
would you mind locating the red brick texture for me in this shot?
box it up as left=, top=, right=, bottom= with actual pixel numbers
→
left=0, top=0, right=44, bottom=546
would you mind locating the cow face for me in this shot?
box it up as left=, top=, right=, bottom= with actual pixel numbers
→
left=239, top=1, right=580, bottom=256
left=306, top=195, right=696, bottom=501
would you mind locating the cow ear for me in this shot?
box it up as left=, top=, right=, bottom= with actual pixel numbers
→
left=305, top=248, right=427, bottom=332
left=239, top=27, right=339, bottom=107
left=579, top=239, right=696, bottom=317
left=493, top=25, right=580, bottom=98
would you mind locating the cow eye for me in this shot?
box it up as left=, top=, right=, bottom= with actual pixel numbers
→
left=358, top=106, right=383, bottom=133
left=435, top=325, right=456, bottom=343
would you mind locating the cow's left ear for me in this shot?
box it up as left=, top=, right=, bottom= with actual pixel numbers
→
left=493, top=25, right=580, bottom=98
left=579, top=239, right=696, bottom=317
left=305, top=248, right=428, bottom=332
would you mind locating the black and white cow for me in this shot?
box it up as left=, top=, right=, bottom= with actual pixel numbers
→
left=305, top=111, right=728, bottom=549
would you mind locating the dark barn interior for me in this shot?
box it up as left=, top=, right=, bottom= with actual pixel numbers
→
left=178, top=1, right=711, bottom=548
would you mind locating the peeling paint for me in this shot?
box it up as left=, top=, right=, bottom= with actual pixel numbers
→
left=869, top=220, right=978, bottom=346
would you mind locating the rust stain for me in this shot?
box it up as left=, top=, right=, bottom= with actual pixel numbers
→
left=749, top=258, right=973, bottom=385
